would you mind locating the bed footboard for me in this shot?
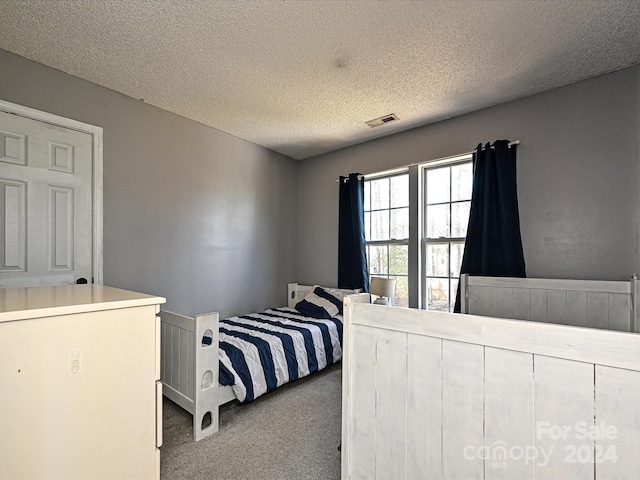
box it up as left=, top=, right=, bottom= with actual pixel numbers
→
left=342, top=300, right=640, bottom=479
left=460, top=274, right=640, bottom=332
left=160, top=310, right=219, bottom=441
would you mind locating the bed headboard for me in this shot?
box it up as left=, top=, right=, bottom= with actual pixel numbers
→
left=342, top=299, right=640, bottom=479
left=287, top=283, right=362, bottom=309
left=460, top=274, right=640, bottom=332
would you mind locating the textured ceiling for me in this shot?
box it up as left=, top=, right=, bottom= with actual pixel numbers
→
left=1, top=1, right=639, bottom=160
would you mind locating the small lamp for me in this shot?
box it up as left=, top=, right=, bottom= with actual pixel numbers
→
left=370, top=277, right=396, bottom=305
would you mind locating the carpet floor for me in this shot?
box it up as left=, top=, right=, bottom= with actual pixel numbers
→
left=160, top=363, right=342, bottom=480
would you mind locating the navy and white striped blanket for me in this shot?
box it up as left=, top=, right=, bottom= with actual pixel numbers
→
left=218, top=307, right=343, bottom=403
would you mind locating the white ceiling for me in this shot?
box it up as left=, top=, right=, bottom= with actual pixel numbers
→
left=1, top=1, right=639, bottom=160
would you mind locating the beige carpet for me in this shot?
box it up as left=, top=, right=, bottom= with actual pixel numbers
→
left=160, top=363, right=342, bottom=480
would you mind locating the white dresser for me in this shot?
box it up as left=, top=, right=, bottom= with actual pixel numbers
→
left=0, top=284, right=166, bottom=480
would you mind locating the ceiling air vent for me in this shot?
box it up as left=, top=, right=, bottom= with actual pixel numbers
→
left=366, top=113, right=399, bottom=128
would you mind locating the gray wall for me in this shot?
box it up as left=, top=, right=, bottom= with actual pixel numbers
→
left=298, top=66, right=640, bottom=287
left=0, top=49, right=298, bottom=318
left=3, top=48, right=639, bottom=313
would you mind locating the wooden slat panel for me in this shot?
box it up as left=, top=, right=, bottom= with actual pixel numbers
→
left=595, top=365, right=640, bottom=478
left=534, top=356, right=594, bottom=479
left=530, top=289, right=548, bottom=322
left=608, top=293, right=630, bottom=331
left=547, top=290, right=567, bottom=324
left=632, top=279, right=640, bottom=333
left=465, top=276, right=631, bottom=294
left=495, top=287, right=515, bottom=319
left=346, top=300, right=640, bottom=480
left=565, top=291, right=587, bottom=327
left=407, top=335, right=442, bottom=479
left=343, top=300, right=640, bottom=480
left=485, top=348, right=534, bottom=480
left=586, top=292, right=609, bottom=329
left=463, top=275, right=636, bottom=332
left=170, top=324, right=181, bottom=388
left=512, top=287, right=531, bottom=320
left=442, top=340, right=484, bottom=479
left=348, top=304, right=640, bottom=371
left=178, top=327, right=189, bottom=396
left=375, top=330, right=407, bottom=480
left=161, top=320, right=195, bottom=400
left=468, top=284, right=483, bottom=314
left=349, top=324, right=377, bottom=480
left=481, top=286, right=498, bottom=316
left=163, top=323, right=176, bottom=386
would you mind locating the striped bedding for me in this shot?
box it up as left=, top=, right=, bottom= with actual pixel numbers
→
left=217, top=307, right=343, bottom=403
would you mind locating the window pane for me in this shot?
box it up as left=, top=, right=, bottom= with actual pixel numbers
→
left=426, top=167, right=450, bottom=204
left=390, top=175, right=409, bottom=208
left=370, top=178, right=389, bottom=210
left=426, top=243, right=449, bottom=277
left=427, top=278, right=450, bottom=312
left=426, top=204, right=450, bottom=238
left=389, top=245, right=408, bottom=275
left=369, top=245, right=388, bottom=276
left=451, top=201, right=470, bottom=237
left=364, top=211, right=371, bottom=240
left=450, top=242, right=465, bottom=277
left=390, top=207, right=409, bottom=239
left=393, top=276, right=409, bottom=308
left=370, top=211, right=389, bottom=241
left=451, top=163, right=473, bottom=201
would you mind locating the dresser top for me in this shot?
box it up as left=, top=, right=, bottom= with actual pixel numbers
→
left=0, top=284, right=166, bottom=323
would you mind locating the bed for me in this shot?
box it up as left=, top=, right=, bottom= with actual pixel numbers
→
left=160, top=283, right=358, bottom=441
left=342, top=275, right=640, bottom=479
left=460, top=273, right=640, bottom=332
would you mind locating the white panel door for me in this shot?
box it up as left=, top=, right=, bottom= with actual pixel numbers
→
left=0, top=111, right=93, bottom=286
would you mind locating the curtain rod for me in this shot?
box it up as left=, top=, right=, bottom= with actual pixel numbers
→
left=337, top=140, right=520, bottom=182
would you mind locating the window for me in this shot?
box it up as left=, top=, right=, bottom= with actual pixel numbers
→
left=364, top=173, right=409, bottom=307
left=421, top=157, right=473, bottom=311
left=362, top=154, right=472, bottom=310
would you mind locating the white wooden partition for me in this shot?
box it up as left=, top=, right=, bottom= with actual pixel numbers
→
left=342, top=299, right=640, bottom=479
left=460, top=274, right=640, bottom=332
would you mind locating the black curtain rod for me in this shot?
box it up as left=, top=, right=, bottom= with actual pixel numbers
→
left=478, top=140, right=520, bottom=151
left=338, top=175, right=364, bottom=183
left=337, top=140, right=520, bottom=182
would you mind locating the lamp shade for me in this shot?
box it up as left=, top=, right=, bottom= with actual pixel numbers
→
left=369, top=277, right=396, bottom=299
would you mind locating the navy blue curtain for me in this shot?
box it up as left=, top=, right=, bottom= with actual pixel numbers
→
left=453, top=140, right=526, bottom=312
left=338, top=173, right=369, bottom=292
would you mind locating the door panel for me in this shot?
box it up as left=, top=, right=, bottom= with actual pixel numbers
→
left=0, top=111, right=93, bottom=287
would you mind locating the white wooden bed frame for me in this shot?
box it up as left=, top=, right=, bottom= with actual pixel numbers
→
left=460, top=273, right=640, bottom=332
left=342, top=276, right=640, bottom=479
left=160, top=283, right=354, bottom=441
